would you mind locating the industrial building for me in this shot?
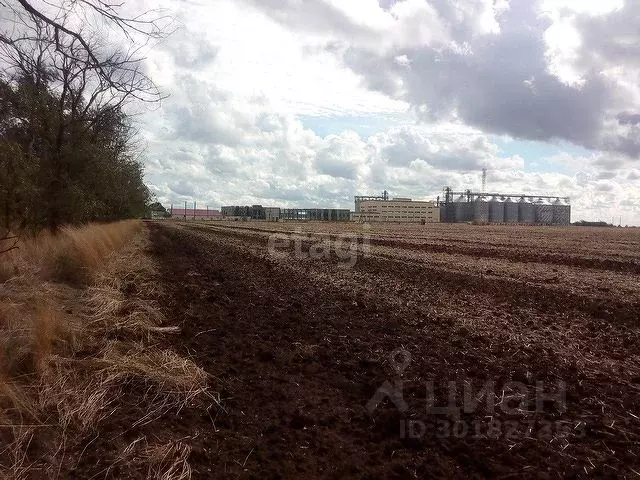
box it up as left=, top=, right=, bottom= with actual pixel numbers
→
left=280, top=208, right=350, bottom=221
left=352, top=197, right=440, bottom=223
left=264, top=207, right=280, bottom=221
left=354, top=190, right=389, bottom=212
left=221, top=205, right=281, bottom=221
left=221, top=205, right=349, bottom=221
left=216, top=183, right=570, bottom=225
left=439, top=187, right=571, bottom=225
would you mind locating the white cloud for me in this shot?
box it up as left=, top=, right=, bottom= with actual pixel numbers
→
left=241, top=0, right=640, bottom=158
left=540, top=0, right=624, bottom=17
left=146, top=0, right=407, bottom=117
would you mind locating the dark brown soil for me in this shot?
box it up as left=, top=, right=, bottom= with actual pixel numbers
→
left=76, top=222, right=640, bottom=478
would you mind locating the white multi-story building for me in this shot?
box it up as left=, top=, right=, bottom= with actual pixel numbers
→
left=351, top=198, right=440, bottom=223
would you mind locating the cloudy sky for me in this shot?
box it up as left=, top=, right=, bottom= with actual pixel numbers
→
left=139, top=0, right=640, bottom=224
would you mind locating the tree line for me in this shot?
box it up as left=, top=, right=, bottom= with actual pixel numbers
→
left=1, top=1, right=168, bottom=235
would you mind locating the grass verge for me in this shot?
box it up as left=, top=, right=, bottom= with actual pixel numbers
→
left=0, top=221, right=211, bottom=479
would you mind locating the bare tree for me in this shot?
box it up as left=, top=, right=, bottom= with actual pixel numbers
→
left=0, top=1, right=169, bottom=232
left=0, top=0, right=172, bottom=102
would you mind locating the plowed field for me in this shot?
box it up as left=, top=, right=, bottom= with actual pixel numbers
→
left=140, top=221, right=640, bottom=478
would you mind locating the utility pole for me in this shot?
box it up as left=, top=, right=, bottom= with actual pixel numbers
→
left=184, top=201, right=187, bottom=220
left=482, top=168, right=487, bottom=193
left=194, top=201, right=196, bottom=220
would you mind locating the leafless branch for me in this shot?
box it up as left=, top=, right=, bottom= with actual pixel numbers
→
left=2, top=0, right=172, bottom=102
left=0, top=232, right=20, bottom=255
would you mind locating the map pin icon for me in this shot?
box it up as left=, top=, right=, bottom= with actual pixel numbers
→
left=390, top=348, right=411, bottom=376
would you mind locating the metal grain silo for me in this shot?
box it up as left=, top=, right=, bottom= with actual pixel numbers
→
left=454, top=195, right=471, bottom=222
left=488, top=196, right=505, bottom=223
left=504, top=198, right=519, bottom=223
left=534, top=198, right=554, bottom=225
left=474, top=196, right=489, bottom=223
left=441, top=203, right=455, bottom=222
left=518, top=198, right=535, bottom=223
left=552, top=198, right=571, bottom=226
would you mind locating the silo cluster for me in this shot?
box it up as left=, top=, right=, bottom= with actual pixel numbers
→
left=438, top=187, right=571, bottom=225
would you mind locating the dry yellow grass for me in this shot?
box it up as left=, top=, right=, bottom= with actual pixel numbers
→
left=110, top=437, right=193, bottom=480
left=0, top=221, right=211, bottom=479
left=1, top=220, right=142, bottom=285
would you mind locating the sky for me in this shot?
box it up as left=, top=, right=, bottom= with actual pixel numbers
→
left=136, top=0, right=640, bottom=224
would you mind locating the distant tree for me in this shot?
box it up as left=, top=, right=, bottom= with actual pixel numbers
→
left=572, top=220, right=614, bottom=227
left=0, top=2, right=168, bottom=232
left=148, top=202, right=167, bottom=214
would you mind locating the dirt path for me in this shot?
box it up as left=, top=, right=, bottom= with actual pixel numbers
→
left=147, top=222, right=640, bottom=479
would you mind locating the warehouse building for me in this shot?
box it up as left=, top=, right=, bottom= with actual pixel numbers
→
left=280, top=208, right=350, bottom=221
left=352, top=198, right=440, bottom=223
left=221, top=205, right=349, bottom=221
left=221, top=205, right=279, bottom=220
left=264, top=207, right=281, bottom=221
